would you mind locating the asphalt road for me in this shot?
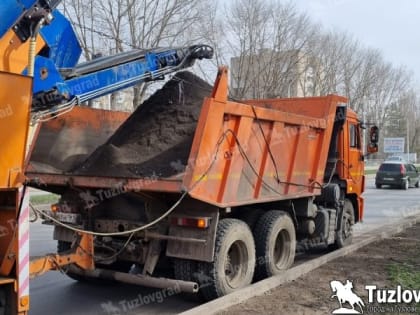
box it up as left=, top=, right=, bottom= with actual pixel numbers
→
left=28, top=178, right=420, bottom=315
left=356, top=178, right=420, bottom=235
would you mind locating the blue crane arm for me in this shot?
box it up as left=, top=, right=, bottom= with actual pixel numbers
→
left=0, top=0, right=213, bottom=118
left=31, top=43, right=213, bottom=113
left=58, top=46, right=212, bottom=104
left=30, top=9, right=213, bottom=113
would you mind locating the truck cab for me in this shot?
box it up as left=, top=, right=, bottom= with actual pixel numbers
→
left=342, top=109, right=366, bottom=221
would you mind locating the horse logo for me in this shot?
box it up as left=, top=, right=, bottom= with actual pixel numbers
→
left=330, top=280, right=365, bottom=314
left=79, top=190, right=100, bottom=209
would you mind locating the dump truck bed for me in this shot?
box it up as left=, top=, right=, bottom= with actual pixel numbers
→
left=28, top=106, right=129, bottom=174
left=27, top=69, right=347, bottom=208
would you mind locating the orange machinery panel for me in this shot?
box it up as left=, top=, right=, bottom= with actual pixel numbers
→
left=0, top=72, right=32, bottom=188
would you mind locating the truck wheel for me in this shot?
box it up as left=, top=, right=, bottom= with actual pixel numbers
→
left=197, top=219, right=255, bottom=301
left=253, top=210, right=296, bottom=280
left=173, top=258, right=204, bottom=301
left=173, top=258, right=198, bottom=282
left=334, top=199, right=355, bottom=248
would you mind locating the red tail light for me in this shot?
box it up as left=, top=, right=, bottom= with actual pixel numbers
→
left=400, top=164, right=406, bottom=175
left=171, top=217, right=210, bottom=229
left=51, top=204, right=60, bottom=212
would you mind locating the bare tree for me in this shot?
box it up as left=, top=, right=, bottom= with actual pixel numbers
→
left=61, top=0, right=99, bottom=60
left=226, top=0, right=274, bottom=98
left=225, top=0, right=318, bottom=99
left=308, top=28, right=415, bottom=142
left=398, top=90, right=418, bottom=152
left=62, top=0, right=207, bottom=110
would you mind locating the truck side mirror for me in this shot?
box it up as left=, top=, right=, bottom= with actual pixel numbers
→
left=367, top=126, right=379, bottom=154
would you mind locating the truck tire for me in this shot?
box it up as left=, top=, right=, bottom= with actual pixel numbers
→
left=197, top=219, right=255, bottom=301
left=334, top=199, right=355, bottom=248
left=173, top=258, right=207, bottom=301
left=173, top=258, right=198, bottom=282
left=253, top=210, right=296, bottom=280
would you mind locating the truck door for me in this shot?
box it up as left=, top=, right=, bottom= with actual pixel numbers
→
left=347, top=120, right=363, bottom=192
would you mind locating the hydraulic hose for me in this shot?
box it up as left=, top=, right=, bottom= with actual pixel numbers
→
left=28, top=18, right=45, bottom=77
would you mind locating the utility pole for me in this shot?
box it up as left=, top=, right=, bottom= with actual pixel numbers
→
left=407, top=119, right=410, bottom=162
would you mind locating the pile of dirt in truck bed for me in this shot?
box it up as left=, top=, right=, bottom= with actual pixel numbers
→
left=74, top=71, right=212, bottom=178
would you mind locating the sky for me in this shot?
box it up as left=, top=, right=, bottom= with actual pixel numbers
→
left=294, top=0, right=420, bottom=84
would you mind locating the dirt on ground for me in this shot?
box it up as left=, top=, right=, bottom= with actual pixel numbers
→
left=218, top=224, right=420, bottom=315
left=75, top=71, right=212, bottom=178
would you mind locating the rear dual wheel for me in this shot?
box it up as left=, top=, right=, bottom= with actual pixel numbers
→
left=196, top=212, right=296, bottom=300
left=197, top=219, right=255, bottom=300
left=173, top=259, right=198, bottom=282
left=253, top=211, right=296, bottom=280
left=173, top=258, right=204, bottom=301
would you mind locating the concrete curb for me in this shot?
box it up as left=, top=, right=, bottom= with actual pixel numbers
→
left=179, top=213, right=420, bottom=315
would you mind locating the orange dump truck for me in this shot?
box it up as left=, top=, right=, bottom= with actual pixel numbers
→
left=26, top=67, right=378, bottom=300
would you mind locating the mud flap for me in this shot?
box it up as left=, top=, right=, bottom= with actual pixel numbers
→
left=166, top=207, right=219, bottom=262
